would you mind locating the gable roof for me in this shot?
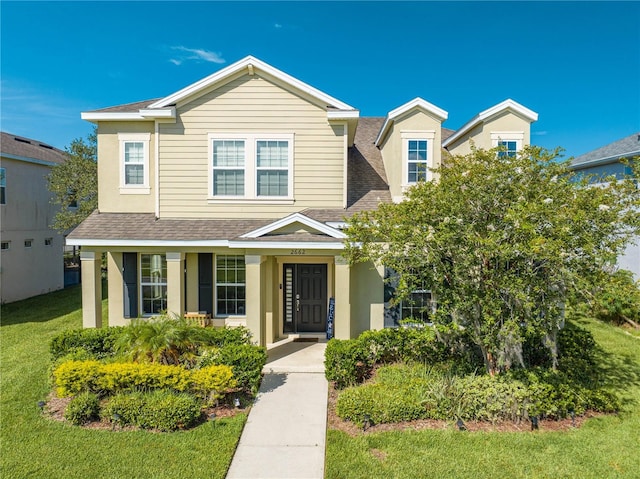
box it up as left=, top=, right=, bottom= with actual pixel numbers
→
left=571, top=132, right=640, bottom=168
left=375, top=97, right=449, bottom=146
left=442, top=99, right=538, bottom=148
left=240, top=212, right=346, bottom=239
left=1, top=131, right=67, bottom=166
left=148, top=56, right=356, bottom=112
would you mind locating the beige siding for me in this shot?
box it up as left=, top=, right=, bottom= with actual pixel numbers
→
left=379, top=109, right=443, bottom=201
left=446, top=112, right=532, bottom=156
left=0, top=157, right=64, bottom=302
left=97, top=121, right=156, bottom=213
left=158, top=73, right=345, bottom=219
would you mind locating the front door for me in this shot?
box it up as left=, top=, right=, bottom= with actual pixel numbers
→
left=283, top=264, right=327, bottom=333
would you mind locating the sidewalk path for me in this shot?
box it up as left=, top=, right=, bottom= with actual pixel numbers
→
left=226, top=342, right=328, bottom=479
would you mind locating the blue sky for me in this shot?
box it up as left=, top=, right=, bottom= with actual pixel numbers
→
left=1, top=1, right=639, bottom=159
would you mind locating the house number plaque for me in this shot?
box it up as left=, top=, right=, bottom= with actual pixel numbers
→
left=290, top=249, right=306, bottom=255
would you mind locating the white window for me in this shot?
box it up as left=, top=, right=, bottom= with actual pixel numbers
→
left=24, top=239, right=33, bottom=248
left=215, top=255, right=246, bottom=316
left=119, top=133, right=150, bottom=194
left=491, top=132, right=524, bottom=157
left=401, top=131, right=435, bottom=186
left=0, top=167, right=5, bottom=205
left=140, top=254, right=167, bottom=315
left=1, top=241, right=10, bottom=250
left=209, top=133, right=293, bottom=201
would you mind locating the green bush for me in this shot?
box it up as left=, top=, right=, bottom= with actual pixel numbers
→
left=589, top=270, right=640, bottom=326
left=201, top=326, right=253, bottom=347
left=102, top=390, right=202, bottom=431
left=50, top=327, right=124, bottom=360
left=54, top=360, right=236, bottom=399
left=324, top=339, right=373, bottom=389
left=64, top=391, right=100, bottom=425
left=198, top=344, right=266, bottom=396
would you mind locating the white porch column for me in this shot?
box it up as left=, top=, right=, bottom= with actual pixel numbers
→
left=334, top=255, right=351, bottom=339
left=80, top=251, right=102, bottom=328
left=166, top=252, right=185, bottom=318
left=245, top=255, right=265, bottom=346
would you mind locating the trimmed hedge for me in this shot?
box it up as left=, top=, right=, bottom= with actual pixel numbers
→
left=198, top=344, right=267, bottom=395
left=102, top=390, right=202, bottom=431
left=54, top=360, right=236, bottom=398
left=64, top=391, right=100, bottom=425
left=50, top=327, right=125, bottom=360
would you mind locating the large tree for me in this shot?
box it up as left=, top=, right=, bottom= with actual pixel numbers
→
left=344, top=146, right=640, bottom=375
left=47, top=129, right=97, bottom=232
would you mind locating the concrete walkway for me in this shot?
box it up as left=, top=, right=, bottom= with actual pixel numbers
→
left=226, top=340, right=328, bottom=479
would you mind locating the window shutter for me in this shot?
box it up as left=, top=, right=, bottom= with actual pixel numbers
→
left=123, top=252, right=138, bottom=318
left=198, top=253, right=213, bottom=315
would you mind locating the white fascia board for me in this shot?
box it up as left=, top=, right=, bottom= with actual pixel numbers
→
left=240, top=212, right=347, bottom=239
left=65, top=239, right=229, bottom=247
left=443, top=99, right=538, bottom=148
left=148, top=55, right=355, bottom=111
left=375, top=97, right=448, bottom=146
left=81, top=108, right=175, bottom=122
left=228, top=240, right=345, bottom=250
left=327, top=110, right=360, bottom=120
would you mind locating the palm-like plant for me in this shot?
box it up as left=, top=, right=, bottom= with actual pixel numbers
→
left=115, top=315, right=212, bottom=366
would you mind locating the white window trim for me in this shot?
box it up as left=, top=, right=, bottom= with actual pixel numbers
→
left=214, top=254, right=247, bottom=318
left=119, top=133, right=151, bottom=194
left=208, top=133, right=294, bottom=202
left=139, top=253, right=167, bottom=317
left=401, top=130, right=435, bottom=188
left=490, top=131, right=524, bottom=152
left=0, top=167, right=6, bottom=205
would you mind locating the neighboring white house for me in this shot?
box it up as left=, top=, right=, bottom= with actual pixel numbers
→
left=570, top=132, right=640, bottom=279
left=0, top=132, right=67, bottom=303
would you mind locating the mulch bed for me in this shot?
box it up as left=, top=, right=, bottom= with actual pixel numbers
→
left=326, top=384, right=595, bottom=436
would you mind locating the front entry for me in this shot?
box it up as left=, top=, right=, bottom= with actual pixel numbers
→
left=283, top=264, right=327, bottom=333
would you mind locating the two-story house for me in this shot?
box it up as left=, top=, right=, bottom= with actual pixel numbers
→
left=68, top=56, right=537, bottom=345
left=1, top=132, right=67, bottom=303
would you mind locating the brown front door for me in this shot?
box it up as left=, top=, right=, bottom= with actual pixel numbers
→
left=283, top=264, right=327, bottom=333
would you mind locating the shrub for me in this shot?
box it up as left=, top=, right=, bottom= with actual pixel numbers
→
left=324, top=339, right=373, bottom=389
left=589, top=270, right=640, bottom=326
left=54, top=360, right=236, bottom=399
left=50, top=327, right=124, bottom=360
left=198, top=344, right=266, bottom=396
left=64, top=391, right=100, bottom=425
left=102, top=390, right=202, bottom=431
left=201, top=326, right=253, bottom=347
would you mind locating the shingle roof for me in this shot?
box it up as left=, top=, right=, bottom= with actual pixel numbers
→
left=1, top=131, right=67, bottom=164
left=571, top=132, right=640, bottom=167
left=87, top=99, right=162, bottom=113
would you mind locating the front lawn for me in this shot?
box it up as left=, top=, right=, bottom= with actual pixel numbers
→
left=325, top=316, right=640, bottom=478
left=0, top=286, right=246, bottom=479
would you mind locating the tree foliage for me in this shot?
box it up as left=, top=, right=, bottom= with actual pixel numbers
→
left=344, top=146, right=640, bottom=375
left=47, top=129, right=97, bottom=232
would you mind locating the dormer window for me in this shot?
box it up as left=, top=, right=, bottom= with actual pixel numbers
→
left=402, top=130, right=436, bottom=186
left=491, top=132, right=524, bottom=158
left=119, top=133, right=150, bottom=194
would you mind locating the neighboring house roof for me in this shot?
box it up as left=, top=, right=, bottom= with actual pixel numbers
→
left=571, top=132, right=640, bottom=168
left=1, top=131, right=67, bottom=165
left=442, top=99, right=538, bottom=148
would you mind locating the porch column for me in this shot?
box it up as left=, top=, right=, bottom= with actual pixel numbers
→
left=245, top=255, right=265, bottom=346
left=166, top=252, right=185, bottom=318
left=80, top=251, right=102, bottom=328
left=107, top=252, right=127, bottom=326
left=334, top=256, right=351, bottom=339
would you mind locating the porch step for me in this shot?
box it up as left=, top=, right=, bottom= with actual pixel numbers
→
left=263, top=340, right=327, bottom=374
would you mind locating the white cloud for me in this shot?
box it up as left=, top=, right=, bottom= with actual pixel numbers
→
left=532, top=131, right=548, bottom=136
left=274, top=23, right=282, bottom=29
left=169, top=46, right=225, bottom=65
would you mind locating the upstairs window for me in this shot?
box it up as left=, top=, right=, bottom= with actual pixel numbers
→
left=407, top=140, right=428, bottom=183
left=209, top=133, right=293, bottom=201
left=213, top=140, right=245, bottom=196
left=24, top=239, right=33, bottom=248
left=1, top=241, right=10, bottom=250
left=119, top=133, right=150, bottom=193
left=0, top=167, right=6, bottom=204
left=497, top=140, right=518, bottom=158
left=45, top=238, right=53, bottom=246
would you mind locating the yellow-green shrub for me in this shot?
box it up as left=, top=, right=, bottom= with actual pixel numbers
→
left=54, top=360, right=235, bottom=399
left=191, top=365, right=237, bottom=403
left=54, top=360, right=102, bottom=397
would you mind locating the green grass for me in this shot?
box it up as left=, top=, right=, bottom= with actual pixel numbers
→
left=326, top=316, right=640, bottom=479
left=0, top=286, right=246, bottom=479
